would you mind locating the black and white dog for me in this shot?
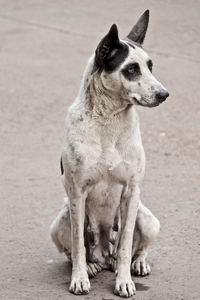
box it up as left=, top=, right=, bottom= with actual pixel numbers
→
left=50, top=10, right=169, bottom=298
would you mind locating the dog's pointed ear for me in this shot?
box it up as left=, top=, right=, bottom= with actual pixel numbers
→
left=95, top=24, right=120, bottom=68
left=127, top=10, right=149, bottom=44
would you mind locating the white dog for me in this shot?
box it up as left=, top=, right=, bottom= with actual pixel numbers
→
left=50, top=10, right=169, bottom=298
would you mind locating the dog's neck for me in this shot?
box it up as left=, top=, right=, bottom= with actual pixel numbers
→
left=88, top=73, right=129, bottom=121
left=78, top=55, right=129, bottom=122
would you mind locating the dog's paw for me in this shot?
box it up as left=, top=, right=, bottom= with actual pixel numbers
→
left=87, top=262, right=103, bottom=278
left=131, top=258, right=151, bottom=276
left=114, top=276, right=136, bottom=298
left=69, top=272, right=91, bottom=295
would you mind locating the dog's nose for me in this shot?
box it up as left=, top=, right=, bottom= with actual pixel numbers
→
left=156, top=89, right=169, bottom=103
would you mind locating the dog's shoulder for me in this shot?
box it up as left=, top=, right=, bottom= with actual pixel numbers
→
left=62, top=99, right=98, bottom=161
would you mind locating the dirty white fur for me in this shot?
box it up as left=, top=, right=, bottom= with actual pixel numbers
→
left=50, top=39, right=165, bottom=297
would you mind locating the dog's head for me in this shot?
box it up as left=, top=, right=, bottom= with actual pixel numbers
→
left=95, top=10, right=169, bottom=107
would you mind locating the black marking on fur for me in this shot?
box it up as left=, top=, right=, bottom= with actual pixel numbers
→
left=96, top=42, right=129, bottom=73
left=95, top=24, right=129, bottom=73
left=75, top=156, right=82, bottom=166
left=121, top=62, right=141, bottom=81
left=86, top=178, right=92, bottom=185
left=147, top=59, right=153, bottom=72
left=113, top=215, right=119, bottom=232
left=69, top=143, right=75, bottom=154
left=60, top=157, right=64, bottom=175
left=104, top=43, right=129, bottom=73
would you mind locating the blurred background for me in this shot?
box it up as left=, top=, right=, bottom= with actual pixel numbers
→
left=0, top=1, right=199, bottom=299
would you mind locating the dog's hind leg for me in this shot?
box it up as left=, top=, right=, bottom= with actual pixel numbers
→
left=131, top=201, right=160, bottom=276
left=50, top=197, right=72, bottom=259
left=50, top=198, right=103, bottom=278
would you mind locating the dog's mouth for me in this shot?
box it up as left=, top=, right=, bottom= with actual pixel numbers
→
left=132, top=89, right=169, bottom=107
left=132, top=97, right=160, bottom=108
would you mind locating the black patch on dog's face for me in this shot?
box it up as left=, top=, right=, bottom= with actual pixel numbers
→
left=104, top=43, right=129, bottom=73
left=95, top=24, right=129, bottom=73
left=121, top=62, right=141, bottom=81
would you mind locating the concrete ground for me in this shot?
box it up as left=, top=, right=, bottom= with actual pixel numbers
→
left=0, top=1, right=200, bottom=299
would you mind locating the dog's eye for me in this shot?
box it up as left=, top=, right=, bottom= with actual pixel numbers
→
left=127, top=63, right=140, bottom=74
left=128, top=66, right=135, bottom=73
left=147, top=60, right=153, bottom=72
left=122, top=63, right=141, bottom=81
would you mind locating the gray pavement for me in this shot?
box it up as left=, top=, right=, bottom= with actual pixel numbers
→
left=0, top=1, right=200, bottom=299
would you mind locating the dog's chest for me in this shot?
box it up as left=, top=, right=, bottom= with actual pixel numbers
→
left=97, top=145, right=135, bottom=184
left=84, top=122, right=144, bottom=186
left=66, top=105, right=145, bottom=187
left=86, top=145, right=135, bottom=223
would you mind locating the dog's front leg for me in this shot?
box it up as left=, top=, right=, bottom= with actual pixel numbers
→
left=67, top=185, right=90, bottom=295
left=114, top=184, right=140, bottom=298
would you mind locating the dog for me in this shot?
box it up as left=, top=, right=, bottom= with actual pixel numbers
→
left=50, top=10, right=169, bottom=298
